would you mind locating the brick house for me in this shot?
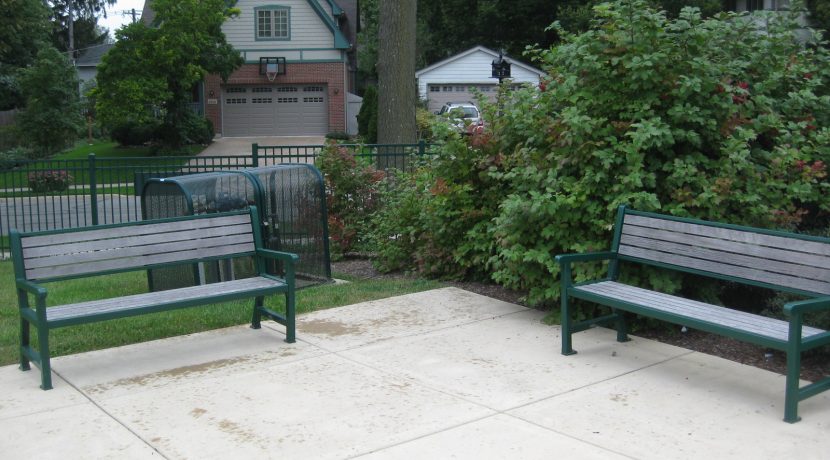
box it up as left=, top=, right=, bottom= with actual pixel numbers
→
left=142, top=0, right=357, bottom=137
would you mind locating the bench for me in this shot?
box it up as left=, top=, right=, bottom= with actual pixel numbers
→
left=11, top=206, right=298, bottom=391
left=555, top=206, right=830, bottom=423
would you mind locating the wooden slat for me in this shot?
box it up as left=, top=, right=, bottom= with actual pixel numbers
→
left=23, top=233, right=254, bottom=270
left=22, top=223, right=253, bottom=259
left=624, top=214, right=830, bottom=256
left=21, top=214, right=252, bottom=249
left=618, top=245, right=830, bottom=295
left=574, top=281, right=825, bottom=341
left=47, top=276, right=285, bottom=322
left=26, top=242, right=255, bottom=280
left=619, top=234, right=830, bottom=283
left=622, top=224, right=830, bottom=270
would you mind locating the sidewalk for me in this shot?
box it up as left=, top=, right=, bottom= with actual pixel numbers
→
left=1, top=287, right=827, bottom=459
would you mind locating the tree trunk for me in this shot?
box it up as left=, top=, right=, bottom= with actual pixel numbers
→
left=377, top=0, right=417, bottom=169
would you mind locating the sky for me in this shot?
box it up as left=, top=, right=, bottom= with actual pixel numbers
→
left=99, top=0, right=146, bottom=39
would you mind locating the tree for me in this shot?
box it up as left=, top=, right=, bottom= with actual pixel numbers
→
left=0, top=0, right=51, bottom=110
left=95, top=0, right=243, bottom=148
left=377, top=0, right=417, bottom=157
left=49, top=0, right=116, bottom=52
left=16, top=47, right=83, bottom=156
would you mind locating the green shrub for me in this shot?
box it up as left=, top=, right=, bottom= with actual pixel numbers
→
left=0, top=146, right=29, bottom=170
left=325, top=131, right=351, bottom=140
left=0, top=124, right=21, bottom=151
left=28, top=170, right=73, bottom=193
left=110, top=120, right=159, bottom=146
left=316, top=142, right=385, bottom=257
left=370, top=1, right=830, bottom=308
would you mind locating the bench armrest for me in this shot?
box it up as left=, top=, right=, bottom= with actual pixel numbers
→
left=256, top=249, right=300, bottom=264
left=784, top=297, right=830, bottom=316
left=554, top=251, right=617, bottom=265
left=16, top=279, right=47, bottom=299
left=554, top=251, right=617, bottom=287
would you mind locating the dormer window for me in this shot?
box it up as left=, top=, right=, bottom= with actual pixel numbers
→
left=256, top=6, right=290, bottom=40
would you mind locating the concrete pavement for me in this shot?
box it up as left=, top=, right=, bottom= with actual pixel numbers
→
left=1, top=287, right=828, bottom=459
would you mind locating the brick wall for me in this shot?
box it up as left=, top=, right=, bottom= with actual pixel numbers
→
left=205, top=61, right=346, bottom=136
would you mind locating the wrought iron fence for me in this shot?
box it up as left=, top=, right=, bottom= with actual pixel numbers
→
left=0, top=142, right=438, bottom=258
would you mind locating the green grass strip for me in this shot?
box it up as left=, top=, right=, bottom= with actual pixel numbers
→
left=0, top=262, right=441, bottom=365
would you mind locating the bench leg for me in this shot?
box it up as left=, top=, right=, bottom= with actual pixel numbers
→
left=614, top=309, right=631, bottom=343
left=284, top=291, right=296, bottom=344
left=37, top=326, right=53, bottom=390
left=251, top=296, right=263, bottom=330
left=19, top=317, right=31, bottom=371
left=561, top=291, right=576, bottom=356
left=784, top=319, right=803, bottom=423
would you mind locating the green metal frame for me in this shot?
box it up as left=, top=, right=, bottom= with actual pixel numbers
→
left=12, top=207, right=298, bottom=391
left=554, top=205, right=830, bottom=423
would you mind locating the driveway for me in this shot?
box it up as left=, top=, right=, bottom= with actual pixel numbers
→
left=198, top=136, right=327, bottom=157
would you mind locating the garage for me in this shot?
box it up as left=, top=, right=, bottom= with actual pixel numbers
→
left=426, top=84, right=496, bottom=113
left=221, top=85, right=328, bottom=137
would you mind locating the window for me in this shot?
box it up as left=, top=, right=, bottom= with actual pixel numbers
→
left=256, top=6, right=289, bottom=40
left=746, top=0, right=764, bottom=11
left=429, top=86, right=440, bottom=92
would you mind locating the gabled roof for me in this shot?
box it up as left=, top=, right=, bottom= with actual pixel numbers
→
left=415, top=45, right=544, bottom=78
left=74, top=43, right=115, bottom=67
left=140, top=0, right=349, bottom=49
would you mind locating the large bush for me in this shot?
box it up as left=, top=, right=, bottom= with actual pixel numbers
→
left=371, top=1, right=830, bottom=307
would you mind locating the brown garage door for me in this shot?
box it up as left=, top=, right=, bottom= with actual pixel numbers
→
left=222, top=85, right=328, bottom=136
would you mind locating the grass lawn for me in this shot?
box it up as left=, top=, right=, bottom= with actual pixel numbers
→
left=0, top=140, right=205, bottom=190
left=0, top=261, right=442, bottom=366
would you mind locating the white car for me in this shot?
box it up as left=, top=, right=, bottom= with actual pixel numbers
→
left=436, top=102, right=482, bottom=133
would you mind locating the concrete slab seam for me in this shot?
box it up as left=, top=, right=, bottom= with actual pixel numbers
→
left=50, top=367, right=172, bottom=460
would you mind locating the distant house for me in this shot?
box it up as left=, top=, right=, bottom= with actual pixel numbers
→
left=143, top=0, right=357, bottom=137
left=73, top=43, right=114, bottom=93
left=415, top=46, right=544, bottom=113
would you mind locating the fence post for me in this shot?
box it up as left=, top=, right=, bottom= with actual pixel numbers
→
left=252, top=143, right=260, bottom=168
left=418, top=139, right=425, bottom=157
left=88, top=153, right=98, bottom=225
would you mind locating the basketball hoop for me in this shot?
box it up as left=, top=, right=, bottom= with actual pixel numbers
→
left=260, top=57, right=286, bottom=82
left=266, top=62, right=278, bottom=82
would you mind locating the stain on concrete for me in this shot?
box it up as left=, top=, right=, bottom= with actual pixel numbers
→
left=190, top=408, right=208, bottom=418
left=300, top=318, right=364, bottom=336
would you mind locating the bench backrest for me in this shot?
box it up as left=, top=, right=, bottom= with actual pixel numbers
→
left=613, top=207, right=830, bottom=297
left=11, top=209, right=259, bottom=283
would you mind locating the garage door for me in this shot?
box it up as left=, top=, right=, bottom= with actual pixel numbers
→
left=427, top=84, right=497, bottom=113
left=222, top=85, right=328, bottom=137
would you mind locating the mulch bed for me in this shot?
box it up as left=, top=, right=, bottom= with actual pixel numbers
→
left=332, top=258, right=830, bottom=383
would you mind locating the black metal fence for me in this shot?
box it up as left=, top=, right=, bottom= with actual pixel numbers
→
left=0, top=142, right=437, bottom=258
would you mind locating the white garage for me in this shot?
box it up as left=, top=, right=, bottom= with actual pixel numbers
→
left=416, top=46, right=545, bottom=113
left=222, top=84, right=328, bottom=137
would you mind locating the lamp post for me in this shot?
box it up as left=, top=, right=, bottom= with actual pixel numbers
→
left=491, top=51, right=512, bottom=84
left=491, top=51, right=511, bottom=118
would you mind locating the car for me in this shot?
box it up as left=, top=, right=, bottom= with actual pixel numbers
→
left=436, top=102, right=483, bottom=133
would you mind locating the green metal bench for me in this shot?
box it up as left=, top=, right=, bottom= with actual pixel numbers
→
left=556, top=206, right=830, bottom=423
left=11, top=206, right=297, bottom=391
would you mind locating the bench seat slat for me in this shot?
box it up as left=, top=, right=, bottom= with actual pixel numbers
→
left=573, top=281, right=825, bottom=342
left=26, top=242, right=256, bottom=280
left=620, top=234, right=830, bottom=283
left=46, top=276, right=286, bottom=323
left=22, top=223, right=253, bottom=259
left=618, top=245, right=830, bottom=296
left=21, top=213, right=252, bottom=248
left=621, top=224, right=830, bottom=270
left=624, top=214, right=830, bottom=256
left=23, top=233, right=254, bottom=270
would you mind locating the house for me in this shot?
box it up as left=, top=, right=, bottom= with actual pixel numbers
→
left=143, top=0, right=357, bottom=137
left=415, top=46, right=545, bottom=113
left=73, top=43, right=115, bottom=93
